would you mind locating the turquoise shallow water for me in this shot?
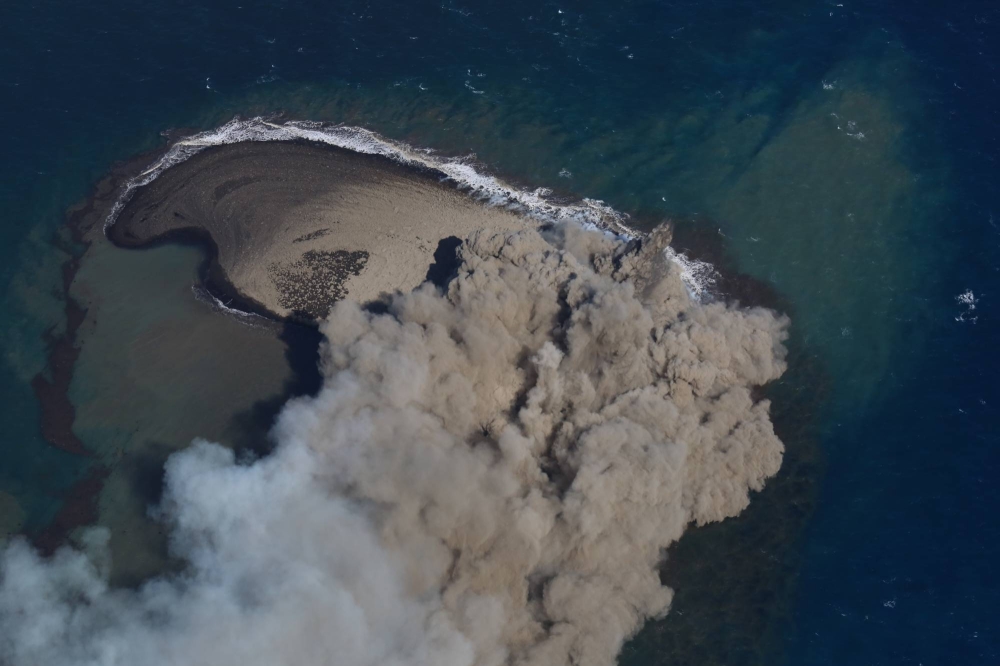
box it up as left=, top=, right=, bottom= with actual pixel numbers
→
left=1, top=1, right=998, bottom=663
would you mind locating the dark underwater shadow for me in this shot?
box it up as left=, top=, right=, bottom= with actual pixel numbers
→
left=226, top=319, right=324, bottom=460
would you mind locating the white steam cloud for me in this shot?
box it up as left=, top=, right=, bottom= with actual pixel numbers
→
left=0, top=224, right=788, bottom=666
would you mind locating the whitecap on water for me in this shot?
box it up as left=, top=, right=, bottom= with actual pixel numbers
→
left=955, top=289, right=979, bottom=323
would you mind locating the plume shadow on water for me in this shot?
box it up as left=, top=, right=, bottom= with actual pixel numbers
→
left=105, top=212, right=329, bottom=453
left=123, top=229, right=327, bottom=461
left=96, top=316, right=325, bottom=589
left=83, top=307, right=324, bottom=589
left=227, top=320, right=324, bottom=460
left=425, top=235, right=463, bottom=288
left=124, top=441, right=176, bottom=509
left=620, top=340, right=826, bottom=666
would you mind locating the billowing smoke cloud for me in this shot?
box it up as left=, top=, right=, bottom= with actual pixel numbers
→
left=0, top=224, right=788, bottom=666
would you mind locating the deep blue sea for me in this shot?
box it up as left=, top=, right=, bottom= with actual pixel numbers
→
left=1, top=1, right=998, bottom=663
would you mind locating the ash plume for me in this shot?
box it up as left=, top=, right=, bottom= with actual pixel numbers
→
left=0, top=224, right=788, bottom=666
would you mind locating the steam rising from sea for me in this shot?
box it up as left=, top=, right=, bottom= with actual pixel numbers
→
left=0, top=216, right=787, bottom=665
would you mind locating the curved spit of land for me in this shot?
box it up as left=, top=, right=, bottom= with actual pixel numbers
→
left=109, top=139, right=534, bottom=322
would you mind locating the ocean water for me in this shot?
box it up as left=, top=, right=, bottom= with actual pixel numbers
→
left=1, top=0, right=997, bottom=664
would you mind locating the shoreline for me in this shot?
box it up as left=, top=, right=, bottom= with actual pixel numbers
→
left=101, top=117, right=637, bottom=238
left=99, top=121, right=786, bottom=326
left=107, top=138, right=539, bottom=323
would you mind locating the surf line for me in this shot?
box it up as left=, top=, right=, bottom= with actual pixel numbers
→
left=106, top=116, right=718, bottom=301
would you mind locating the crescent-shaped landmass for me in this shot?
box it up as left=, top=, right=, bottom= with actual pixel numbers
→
left=110, top=140, right=532, bottom=321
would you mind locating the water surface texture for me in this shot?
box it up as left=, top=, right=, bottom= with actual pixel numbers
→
left=1, top=1, right=997, bottom=664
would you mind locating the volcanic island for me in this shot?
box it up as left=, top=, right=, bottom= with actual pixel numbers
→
left=109, top=139, right=537, bottom=322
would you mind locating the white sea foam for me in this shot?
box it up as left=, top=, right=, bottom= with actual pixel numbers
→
left=106, top=116, right=717, bottom=301
left=662, top=245, right=719, bottom=302
left=191, top=284, right=269, bottom=328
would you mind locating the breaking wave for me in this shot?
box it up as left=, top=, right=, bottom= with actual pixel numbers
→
left=104, top=117, right=719, bottom=301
